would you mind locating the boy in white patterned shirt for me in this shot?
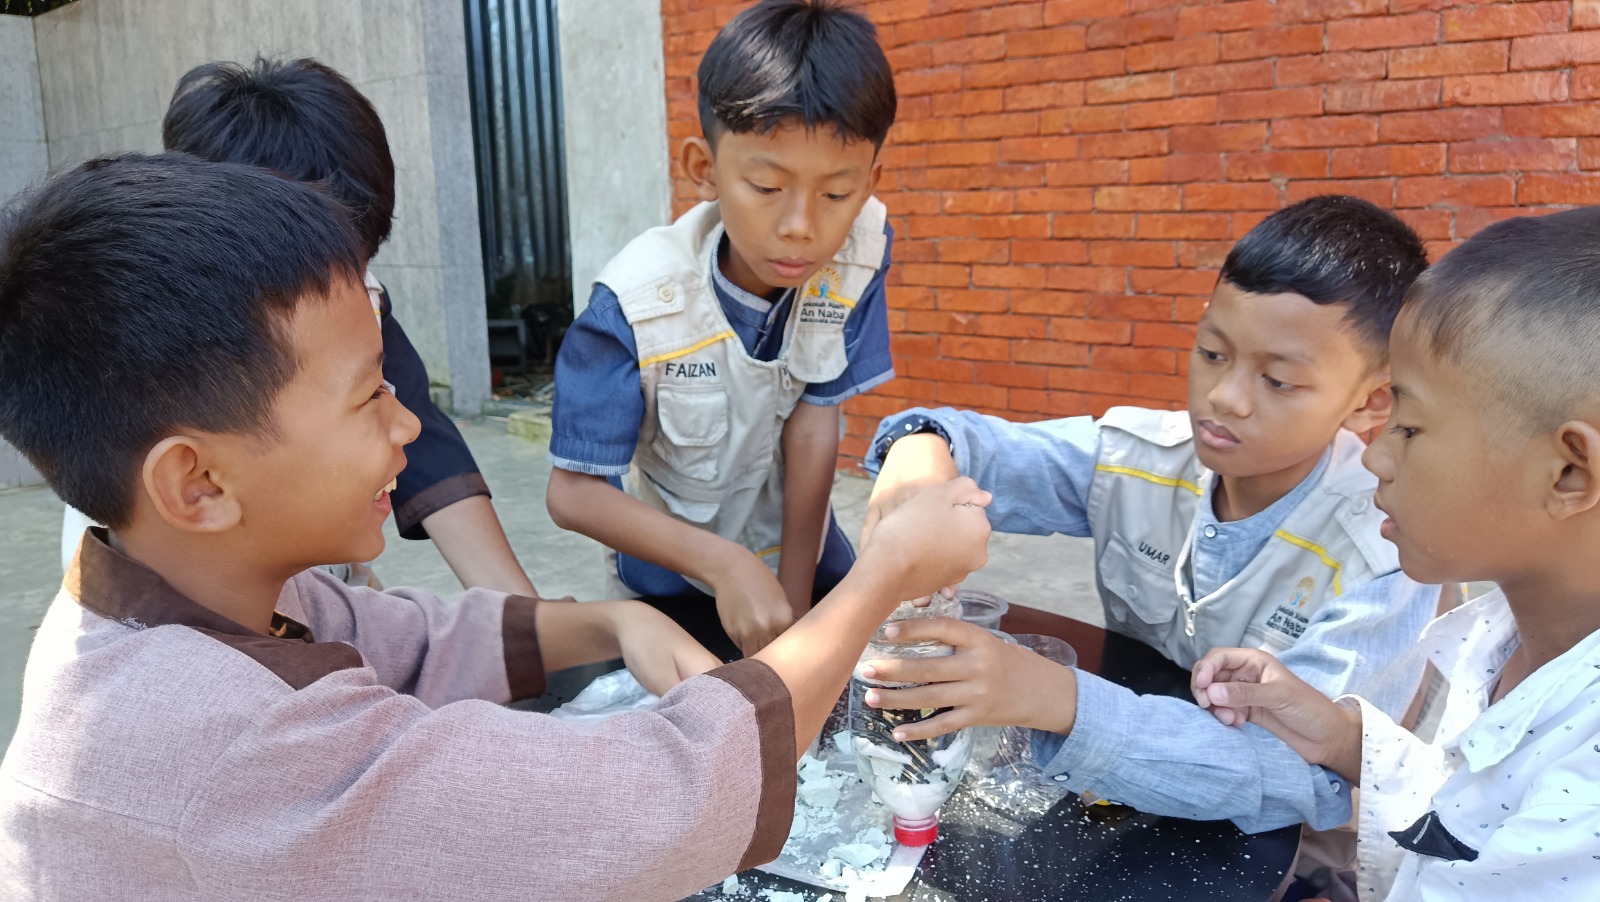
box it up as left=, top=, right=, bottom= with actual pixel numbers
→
left=1194, top=206, right=1600, bottom=901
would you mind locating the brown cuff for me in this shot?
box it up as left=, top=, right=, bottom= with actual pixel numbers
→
left=501, top=595, right=548, bottom=701
left=395, top=472, right=491, bottom=540
left=706, top=659, right=797, bottom=871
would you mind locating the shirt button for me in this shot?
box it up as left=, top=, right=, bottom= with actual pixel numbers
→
left=1203, top=525, right=1217, bottom=538
left=1053, top=774, right=1070, bottom=783
left=657, top=284, right=675, bottom=302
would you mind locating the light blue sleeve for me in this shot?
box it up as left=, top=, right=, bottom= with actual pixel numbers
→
left=1032, top=570, right=1439, bottom=832
left=864, top=406, right=1100, bottom=538
left=1033, top=671, right=1354, bottom=832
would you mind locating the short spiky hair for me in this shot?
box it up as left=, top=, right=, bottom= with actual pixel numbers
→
left=1220, top=195, right=1428, bottom=362
left=697, top=0, right=897, bottom=149
left=163, top=57, right=396, bottom=259
left=1403, top=206, right=1600, bottom=436
left=0, top=153, right=362, bottom=528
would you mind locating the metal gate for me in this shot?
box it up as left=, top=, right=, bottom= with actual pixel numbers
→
left=463, top=0, right=571, bottom=367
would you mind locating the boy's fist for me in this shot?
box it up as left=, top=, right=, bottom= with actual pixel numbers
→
left=862, top=476, right=991, bottom=604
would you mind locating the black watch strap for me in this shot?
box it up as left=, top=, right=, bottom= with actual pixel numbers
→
left=870, top=413, right=951, bottom=466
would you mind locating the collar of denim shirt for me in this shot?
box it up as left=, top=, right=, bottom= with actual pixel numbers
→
left=1187, top=445, right=1334, bottom=598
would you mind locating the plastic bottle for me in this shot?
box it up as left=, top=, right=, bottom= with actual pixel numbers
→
left=848, top=593, right=974, bottom=846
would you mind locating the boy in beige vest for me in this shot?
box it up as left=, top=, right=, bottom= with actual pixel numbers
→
left=0, top=153, right=992, bottom=902
left=862, top=197, right=1441, bottom=896
left=547, top=0, right=898, bottom=659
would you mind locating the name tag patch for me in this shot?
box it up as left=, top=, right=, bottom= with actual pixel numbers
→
left=1138, top=541, right=1172, bottom=566
left=664, top=361, right=717, bottom=379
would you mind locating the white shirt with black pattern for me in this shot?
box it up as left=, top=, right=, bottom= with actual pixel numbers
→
left=1346, top=588, right=1600, bottom=901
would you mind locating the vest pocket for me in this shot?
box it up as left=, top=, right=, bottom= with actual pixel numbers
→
left=786, top=324, right=850, bottom=385
left=1097, top=534, right=1179, bottom=627
left=652, top=383, right=729, bottom=482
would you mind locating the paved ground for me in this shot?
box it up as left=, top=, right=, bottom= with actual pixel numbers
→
left=0, top=419, right=1096, bottom=750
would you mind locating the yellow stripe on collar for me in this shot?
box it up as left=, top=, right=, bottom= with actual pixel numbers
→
left=1273, top=530, right=1345, bottom=596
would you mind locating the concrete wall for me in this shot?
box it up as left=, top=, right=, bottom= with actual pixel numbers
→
left=558, top=0, right=672, bottom=313
left=29, top=0, right=489, bottom=414
left=0, top=15, right=48, bottom=490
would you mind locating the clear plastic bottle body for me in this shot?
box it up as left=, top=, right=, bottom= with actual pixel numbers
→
left=847, top=595, right=973, bottom=845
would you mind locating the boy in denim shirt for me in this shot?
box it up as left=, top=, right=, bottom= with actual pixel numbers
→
left=548, top=0, right=897, bottom=659
left=862, top=197, right=1441, bottom=880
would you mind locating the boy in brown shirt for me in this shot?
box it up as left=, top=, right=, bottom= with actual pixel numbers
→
left=0, top=154, right=991, bottom=901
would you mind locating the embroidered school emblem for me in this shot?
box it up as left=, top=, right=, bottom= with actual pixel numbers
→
left=804, top=265, right=855, bottom=307
left=1289, top=576, right=1314, bottom=609
left=800, top=265, right=852, bottom=326
left=1264, top=577, right=1316, bottom=640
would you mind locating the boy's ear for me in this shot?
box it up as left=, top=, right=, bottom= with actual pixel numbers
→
left=678, top=137, right=718, bottom=203
left=1547, top=420, right=1600, bottom=520
left=140, top=435, right=242, bottom=534
left=868, top=158, right=883, bottom=196
left=1341, top=368, right=1393, bottom=437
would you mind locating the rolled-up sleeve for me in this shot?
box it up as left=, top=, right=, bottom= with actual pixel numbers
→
left=549, top=286, right=645, bottom=477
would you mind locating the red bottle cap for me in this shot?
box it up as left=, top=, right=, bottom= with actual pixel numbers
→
left=893, top=816, right=939, bottom=846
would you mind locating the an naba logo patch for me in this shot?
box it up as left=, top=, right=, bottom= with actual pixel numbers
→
left=806, top=265, right=845, bottom=301
left=799, top=265, right=851, bottom=326
left=1289, top=576, right=1313, bottom=609
left=1265, top=576, right=1316, bottom=640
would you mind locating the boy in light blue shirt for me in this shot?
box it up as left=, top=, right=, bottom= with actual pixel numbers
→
left=859, top=197, right=1441, bottom=878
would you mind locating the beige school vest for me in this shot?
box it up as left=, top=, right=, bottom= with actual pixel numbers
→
left=594, top=198, right=888, bottom=591
left=1085, top=407, right=1397, bottom=669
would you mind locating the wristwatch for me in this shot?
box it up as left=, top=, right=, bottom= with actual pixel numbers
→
left=869, top=413, right=952, bottom=466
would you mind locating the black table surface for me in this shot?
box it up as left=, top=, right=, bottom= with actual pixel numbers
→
left=528, top=610, right=1300, bottom=902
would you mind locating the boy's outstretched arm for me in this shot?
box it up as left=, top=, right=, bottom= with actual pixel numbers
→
left=535, top=599, right=722, bottom=695
left=862, top=408, right=1100, bottom=545
left=870, top=626, right=1353, bottom=830
left=1193, top=647, right=1364, bottom=783
left=421, top=495, right=538, bottom=596
left=547, top=468, right=793, bottom=656
left=776, top=401, right=840, bottom=617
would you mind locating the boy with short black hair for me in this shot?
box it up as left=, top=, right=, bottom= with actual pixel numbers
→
left=153, top=57, right=534, bottom=595
left=862, top=197, right=1439, bottom=852
left=1193, top=206, right=1600, bottom=900
left=547, top=0, right=898, bottom=659
left=0, top=153, right=992, bottom=901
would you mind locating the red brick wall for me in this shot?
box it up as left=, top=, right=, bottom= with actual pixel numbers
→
left=660, top=0, right=1600, bottom=469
